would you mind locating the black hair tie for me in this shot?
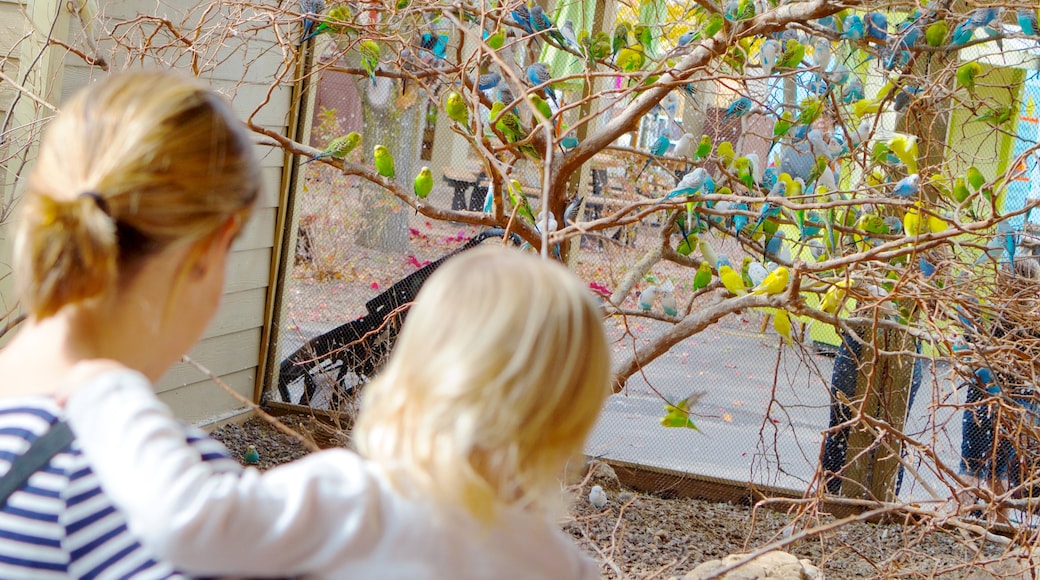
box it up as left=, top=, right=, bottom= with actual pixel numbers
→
left=78, top=191, right=110, bottom=216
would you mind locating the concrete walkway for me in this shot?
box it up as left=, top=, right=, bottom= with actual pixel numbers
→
left=588, top=318, right=970, bottom=505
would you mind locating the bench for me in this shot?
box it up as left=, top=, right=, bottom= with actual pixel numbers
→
left=442, top=166, right=487, bottom=211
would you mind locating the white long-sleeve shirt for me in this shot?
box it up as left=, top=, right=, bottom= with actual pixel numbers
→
left=64, top=370, right=601, bottom=579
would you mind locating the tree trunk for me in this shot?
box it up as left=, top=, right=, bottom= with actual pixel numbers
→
left=839, top=322, right=916, bottom=502
left=354, top=73, right=421, bottom=252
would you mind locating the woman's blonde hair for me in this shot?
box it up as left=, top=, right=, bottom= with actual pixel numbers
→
left=15, top=71, right=261, bottom=319
left=354, top=246, right=611, bottom=523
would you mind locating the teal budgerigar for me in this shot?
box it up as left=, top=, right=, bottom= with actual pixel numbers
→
left=374, top=145, right=395, bottom=178
left=243, top=444, right=260, bottom=465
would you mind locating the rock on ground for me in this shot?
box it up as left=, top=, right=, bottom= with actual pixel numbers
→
left=680, top=550, right=823, bottom=580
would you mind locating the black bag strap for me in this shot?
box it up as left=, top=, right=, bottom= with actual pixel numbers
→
left=0, top=420, right=74, bottom=506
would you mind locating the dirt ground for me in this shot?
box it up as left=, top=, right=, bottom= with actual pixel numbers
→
left=211, top=416, right=1010, bottom=579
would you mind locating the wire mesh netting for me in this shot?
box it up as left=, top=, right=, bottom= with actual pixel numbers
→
left=263, top=2, right=1040, bottom=549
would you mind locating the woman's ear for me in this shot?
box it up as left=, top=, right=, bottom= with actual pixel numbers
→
left=188, top=215, right=242, bottom=280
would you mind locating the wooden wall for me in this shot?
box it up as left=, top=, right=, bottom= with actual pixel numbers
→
left=0, top=0, right=293, bottom=425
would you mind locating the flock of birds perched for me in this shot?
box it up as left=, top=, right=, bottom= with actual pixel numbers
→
left=295, top=0, right=1039, bottom=349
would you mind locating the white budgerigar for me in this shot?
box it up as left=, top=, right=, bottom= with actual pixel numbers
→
left=589, top=485, right=608, bottom=509
left=672, top=133, right=696, bottom=160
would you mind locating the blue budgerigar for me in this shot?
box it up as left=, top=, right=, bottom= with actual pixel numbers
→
left=723, top=96, right=753, bottom=122
left=511, top=4, right=534, bottom=35
left=526, top=62, right=559, bottom=108
left=299, top=0, right=326, bottom=44
left=528, top=5, right=567, bottom=46
left=477, top=72, right=501, bottom=91
left=890, top=173, right=920, bottom=198
left=865, top=12, right=888, bottom=41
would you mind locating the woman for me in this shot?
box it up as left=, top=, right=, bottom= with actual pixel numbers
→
left=0, top=71, right=260, bottom=577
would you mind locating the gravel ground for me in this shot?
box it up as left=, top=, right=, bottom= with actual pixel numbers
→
left=211, top=415, right=1013, bottom=579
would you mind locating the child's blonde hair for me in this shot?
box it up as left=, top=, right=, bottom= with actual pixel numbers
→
left=15, top=71, right=261, bottom=319
left=354, top=246, right=611, bottom=523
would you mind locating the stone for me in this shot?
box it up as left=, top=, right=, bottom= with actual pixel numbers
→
left=683, top=550, right=823, bottom=580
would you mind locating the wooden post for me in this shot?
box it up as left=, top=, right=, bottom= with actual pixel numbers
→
left=840, top=322, right=916, bottom=502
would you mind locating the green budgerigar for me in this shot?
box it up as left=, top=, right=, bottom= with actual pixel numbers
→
left=528, top=94, right=553, bottom=123
left=302, top=131, right=361, bottom=164
left=359, top=40, right=380, bottom=85
left=445, top=91, right=470, bottom=132
left=693, top=261, right=712, bottom=291
left=694, top=134, right=712, bottom=160
left=491, top=102, right=538, bottom=158
left=414, top=166, right=432, bottom=199
left=374, top=145, right=395, bottom=178
left=612, top=22, right=629, bottom=58
left=925, top=20, right=947, bottom=47
left=956, top=61, right=982, bottom=94
left=486, top=28, right=506, bottom=50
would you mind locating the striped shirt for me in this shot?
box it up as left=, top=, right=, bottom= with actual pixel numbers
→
left=0, top=398, right=241, bottom=579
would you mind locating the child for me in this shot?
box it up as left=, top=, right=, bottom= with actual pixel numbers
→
left=62, top=246, right=610, bottom=578
left=0, top=71, right=260, bottom=577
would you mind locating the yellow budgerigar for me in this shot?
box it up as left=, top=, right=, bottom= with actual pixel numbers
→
left=719, top=265, right=746, bottom=296
left=751, top=266, right=789, bottom=295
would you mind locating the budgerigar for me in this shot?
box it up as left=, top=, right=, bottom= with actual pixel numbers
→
left=636, top=134, right=671, bottom=178
left=445, top=91, right=470, bottom=133
left=747, top=260, right=768, bottom=287
left=956, top=62, right=982, bottom=95
left=694, top=261, right=712, bottom=291
left=890, top=174, right=920, bottom=198
left=751, top=266, right=790, bottom=295
left=659, top=279, right=678, bottom=316
left=925, top=20, right=947, bottom=46
left=865, top=11, right=888, bottom=41
left=638, top=284, right=659, bottom=311
left=300, top=4, right=352, bottom=44
left=759, top=39, right=779, bottom=76
left=526, top=62, right=559, bottom=107
left=243, top=444, right=260, bottom=465
left=560, top=21, right=579, bottom=50
left=359, top=40, right=380, bottom=86
left=612, top=22, right=629, bottom=58
left=723, top=96, right=753, bottom=122
left=414, top=166, right=432, bottom=199
left=511, top=4, right=533, bottom=34
left=887, top=134, right=919, bottom=174
left=589, top=485, right=608, bottom=509
left=719, top=265, right=747, bottom=296
left=773, top=310, right=793, bottom=344
left=842, top=14, right=864, bottom=41
left=302, top=132, right=361, bottom=164
left=528, top=5, right=567, bottom=46
left=1018, top=9, right=1039, bottom=36
left=663, top=168, right=713, bottom=201
left=673, top=133, right=695, bottom=160
left=374, top=145, right=395, bottom=178
left=485, top=28, right=506, bottom=50
left=298, top=0, right=326, bottom=45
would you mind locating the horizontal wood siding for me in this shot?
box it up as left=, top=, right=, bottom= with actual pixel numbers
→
left=0, top=0, right=292, bottom=424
